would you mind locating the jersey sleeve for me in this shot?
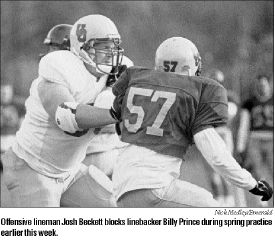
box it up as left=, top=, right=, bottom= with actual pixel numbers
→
left=194, top=128, right=257, bottom=190
left=191, top=84, right=228, bottom=135
left=38, top=53, right=69, bottom=88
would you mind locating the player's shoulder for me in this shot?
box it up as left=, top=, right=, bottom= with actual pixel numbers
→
left=193, top=75, right=224, bottom=89
left=39, top=50, right=78, bottom=68
left=124, top=65, right=152, bottom=76
left=39, top=50, right=82, bottom=80
left=198, top=76, right=226, bottom=92
left=40, top=50, right=75, bottom=62
left=196, top=76, right=227, bottom=103
left=38, top=50, right=85, bottom=86
left=121, top=55, right=134, bottom=67
left=166, top=75, right=226, bottom=103
left=127, top=65, right=150, bottom=72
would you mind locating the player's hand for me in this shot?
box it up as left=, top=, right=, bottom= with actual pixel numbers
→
left=109, top=107, right=120, bottom=121
left=249, top=180, right=273, bottom=201
left=115, top=122, right=122, bottom=136
left=109, top=94, right=124, bottom=121
left=106, top=65, right=127, bottom=87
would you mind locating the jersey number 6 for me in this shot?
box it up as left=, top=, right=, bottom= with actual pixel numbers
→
left=125, top=87, right=176, bottom=136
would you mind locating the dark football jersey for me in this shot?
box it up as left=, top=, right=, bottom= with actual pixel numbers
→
left=113, top=67, right=228, bottom=158
left=242, top=95, right=273, bottom=131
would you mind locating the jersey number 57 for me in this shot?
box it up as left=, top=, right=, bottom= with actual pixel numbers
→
left=124, top=87, right=176, bottom=137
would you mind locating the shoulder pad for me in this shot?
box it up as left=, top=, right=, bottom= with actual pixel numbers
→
left=39, top=51, right=78, bottom=84
left=121, top=55, right=134, bottom=67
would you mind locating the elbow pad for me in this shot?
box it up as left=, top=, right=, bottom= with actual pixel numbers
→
left=55, top=102, right=87, bottom=136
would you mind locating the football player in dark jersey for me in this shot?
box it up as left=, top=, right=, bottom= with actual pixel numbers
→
left=237, top=75, right=273, bottom=207
left=39, top=24, right=72, bottom=58
left=110, top=37, right=273, bottom=207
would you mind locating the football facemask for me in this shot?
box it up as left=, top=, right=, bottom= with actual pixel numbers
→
left=81, top=39, right=124, bottom=75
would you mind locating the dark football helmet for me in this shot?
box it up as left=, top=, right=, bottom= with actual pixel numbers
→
left=44, top=24, right=72, bottom=50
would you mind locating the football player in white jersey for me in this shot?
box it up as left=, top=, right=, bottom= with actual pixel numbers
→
left=1, top=23, right=73, bottom=208
left=110, top=37, right=273, bottom=208
left=83, top=56, right=134, bottom=178
left=1, top=14, right=123, bottom=207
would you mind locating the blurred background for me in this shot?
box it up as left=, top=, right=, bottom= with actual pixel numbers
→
left=1, top=1, right=273, bottom=99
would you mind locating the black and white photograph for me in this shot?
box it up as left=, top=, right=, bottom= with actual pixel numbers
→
left=0, top=1, right=274, bottom=243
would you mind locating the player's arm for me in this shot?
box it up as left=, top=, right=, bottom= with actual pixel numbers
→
left=91, top=88, right=117, bottom=133
left=76, top=103, right=116, bottom=129
left=194, top=127, right=257, bottom=190
left=191, top=84, right=272, bottom=201
left=194, top=127, right=273, bottom=201
left=38, top=79, right=117, bottom=132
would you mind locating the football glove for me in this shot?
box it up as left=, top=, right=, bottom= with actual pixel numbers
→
left=106, top=65, right=127, bottom=87
left=109, top=93, right=124, bottom=121
left=109, top=107, right=121, bottom=121
left=249, top=180, right=273, bottom=201
left=115, top=122, right=122, bottom=136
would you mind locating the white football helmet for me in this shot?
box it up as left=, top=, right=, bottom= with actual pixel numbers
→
left=70, top=15, right=124, bottom=75
left=155, top=37, right=201, bottom=76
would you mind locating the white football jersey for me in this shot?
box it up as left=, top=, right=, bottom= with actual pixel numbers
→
left=13, top=51, right=106, bottom=177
